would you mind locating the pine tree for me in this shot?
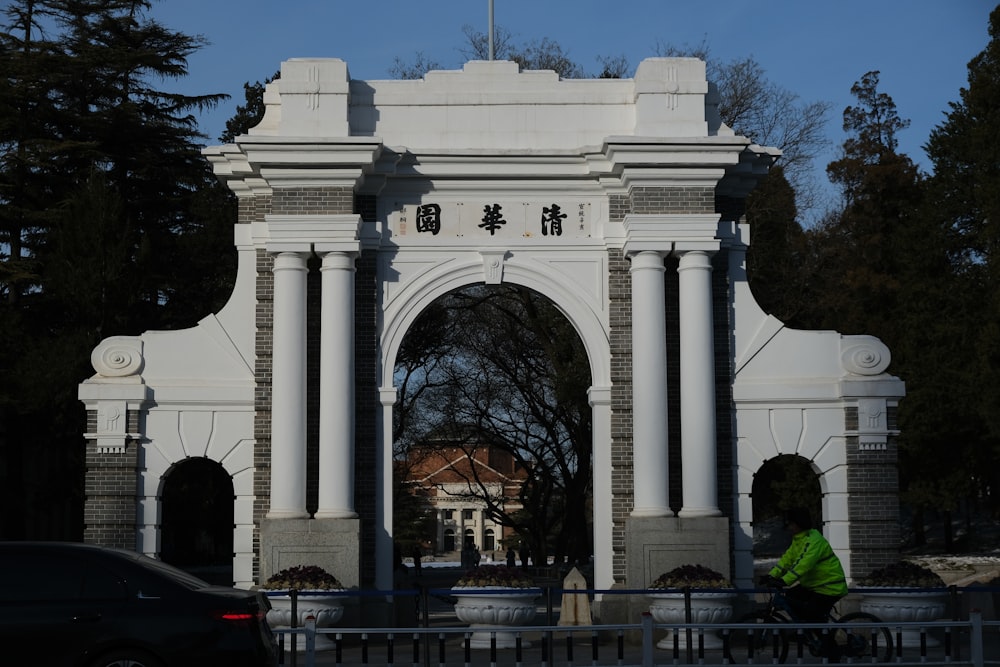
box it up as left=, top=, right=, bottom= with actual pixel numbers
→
left=0, top=0, right=233, bottom=539
left=817, top=71, right=922, bottom=340
left=744, top=165, right=816, bottom=327
left=922, top=5, right=1000, bottom=523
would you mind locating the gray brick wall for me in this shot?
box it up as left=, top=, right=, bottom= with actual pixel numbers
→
left=630, top=186, right=715, bottom=214
left=248, top=190, right=275, bottom=581
left=273, top=187, right=354, bottom=215
left=608, top=250, right=633, bottom=584
left=847, top=434, right=901, bottom=578
left=355, top=249, right=378, bottom=585
left=83, top=424, right=138, bottom=550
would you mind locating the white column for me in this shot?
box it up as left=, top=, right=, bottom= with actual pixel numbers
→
left=268, top=251, right=310, bottom=519
left=375, top=386, right=397, bottom=591
left=588, top=385, right=615, bottom=591
left=315, top=251, right=359, bottom=519
left=676, top=250, right=721, bottom=517
left=629, top=250, right=673, bottom=517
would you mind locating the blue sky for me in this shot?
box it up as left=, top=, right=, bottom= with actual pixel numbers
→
left=152, top=0, right=992, bottom=194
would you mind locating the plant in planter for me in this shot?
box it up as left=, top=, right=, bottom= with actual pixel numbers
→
left=454, top=565, right=536, bottom=589
left=857, top=561, right=945, bottom=588
left=647, top=565, right=734, bottom=650
left=451, top=566, right=540, bottom=648
left=650, top=564, right=731, bottom=590
left=857, top=560, right=947, bottom=648
left=262, top=565, right=345, bottom=592
left=262, top=565, right=346, bottom=651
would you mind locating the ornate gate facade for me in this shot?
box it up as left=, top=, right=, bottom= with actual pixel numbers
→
left=79, top=58, right=903, bottom=622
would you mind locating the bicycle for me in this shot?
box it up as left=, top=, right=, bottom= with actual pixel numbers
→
left=724, top=584, right=894, bottom=663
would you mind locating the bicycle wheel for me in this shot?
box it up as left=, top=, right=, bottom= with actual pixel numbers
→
left=836, top=612, right=894, bottom=662
left=725, top=611, right=790, bottom=664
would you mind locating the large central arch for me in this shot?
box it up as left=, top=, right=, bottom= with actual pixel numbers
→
left=378, top=248, right=613, bottom=589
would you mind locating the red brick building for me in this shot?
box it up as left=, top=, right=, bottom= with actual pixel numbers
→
left=402, top=445, right=527, bottom=558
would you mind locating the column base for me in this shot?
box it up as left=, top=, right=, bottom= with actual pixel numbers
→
left=618, top=516, right=731, bottom=635
left=630, top=507, right=675, bottom=518
left=313, top=509, right=359, bottom=520
left=677, top=507, right=723, bottom=518
left=265, top=509, right=311, bottom=520
left=626, top=515, right=731, bottom=588
left=260, top=517, right=362, bottom=593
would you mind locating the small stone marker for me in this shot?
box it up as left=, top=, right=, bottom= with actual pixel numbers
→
left=557, top=566, right=592, bottom=626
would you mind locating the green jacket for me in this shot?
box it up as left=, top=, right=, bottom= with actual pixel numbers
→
left=769, top=528, right=848, bottom=597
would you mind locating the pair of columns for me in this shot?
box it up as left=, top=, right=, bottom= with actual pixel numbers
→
left=267, top=250, right=357, bottom=519
left=265, top=241, right=720, bottom=521
left=630, top=249, right=721, bottom=518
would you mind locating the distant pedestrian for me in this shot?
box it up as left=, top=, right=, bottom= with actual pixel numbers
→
left=519, top=544, right=530, bottom=568
left=411, top=545, right=422, bottom=576
left=506, top=547, right=516, bottom=567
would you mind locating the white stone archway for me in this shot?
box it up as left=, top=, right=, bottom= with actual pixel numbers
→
left=78, top=57, right=904, bottom=615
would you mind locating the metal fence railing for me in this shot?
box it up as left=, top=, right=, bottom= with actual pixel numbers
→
left=269, top=585, right=1000, bottom=667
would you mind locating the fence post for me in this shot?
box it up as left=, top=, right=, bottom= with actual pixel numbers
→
left=290, top=590, right=298, bottom=667
left=969, top=609, right=983, bottom=667
left=950, top=585, right=962, bottom=660
left=303, top=615, right=316, bottom=667
left=641, top=611, right=654, bottom=667
left=547, top=585, right=555, bottom=624
left=421, top=585, right=431, bottom=667
left=684, top=586, right=694, bottom=664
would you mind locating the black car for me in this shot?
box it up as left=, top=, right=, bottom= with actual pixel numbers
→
left=0, top=541, right=277, bottom=667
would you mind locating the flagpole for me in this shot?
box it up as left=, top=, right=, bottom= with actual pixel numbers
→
left=488, top=0, right=494, bottom=60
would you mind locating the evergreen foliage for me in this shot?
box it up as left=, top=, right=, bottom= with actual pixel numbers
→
left=0, top=0, right=234, bottom=539
left=917, top=5, right=1000, bottom=535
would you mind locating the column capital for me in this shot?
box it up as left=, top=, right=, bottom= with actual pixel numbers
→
left=627, top=249, right=667, bottom=271
left=675, top=249, right=717, bottom=271
left=673, top=243, right=720, bottom=256
left=379, top=386, right=398, bottom=406
left=622, top=213, right=722, bottom=257
left=319, top=250, right=358, bottom=270
left=587, top=385, right=612, bottom=406
left=271, top=250, right=311, bottom=269
left=266, top=214, right=363, bottom=254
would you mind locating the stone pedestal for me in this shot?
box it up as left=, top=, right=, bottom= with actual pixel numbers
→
left=627, top=516, right=730, bottom=588
left=601, top=516, right=731, bottom=632
left=261, top=517, right=361, bottom=623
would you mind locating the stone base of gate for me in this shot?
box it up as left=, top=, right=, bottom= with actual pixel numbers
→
left=597, top=516, right=731, bottom=638
left=260, top=517, right=362, bottom=623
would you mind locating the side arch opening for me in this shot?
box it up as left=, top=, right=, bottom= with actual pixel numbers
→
left=750, top=454, right=822, bottom=578
left=160, top=456, right=234, bottom=585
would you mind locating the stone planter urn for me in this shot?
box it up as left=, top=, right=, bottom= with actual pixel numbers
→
left=857, top=561, right=948, bottom=648
left=648, top=591, right=735, bottom=649
left=859, top=589, right=947, bottom=648
left=451, top=587, right=540, bottom=649
left=260, top=565, right=347, bottom=652
left=647, top=564, right=733, bottom=650
left=266, top=591, right=345, bottom=651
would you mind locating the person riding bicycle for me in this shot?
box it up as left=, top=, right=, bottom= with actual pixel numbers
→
left=761, top=507, right=848, bottom=658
